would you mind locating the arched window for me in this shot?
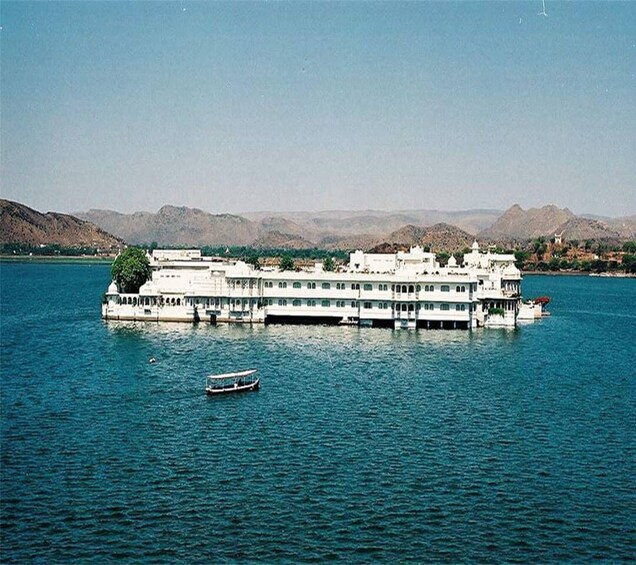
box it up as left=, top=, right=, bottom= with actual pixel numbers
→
left=408, top=285, right=414, bottom=293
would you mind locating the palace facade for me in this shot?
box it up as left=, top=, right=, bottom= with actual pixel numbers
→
left=102, top=242, right=522, bottom=329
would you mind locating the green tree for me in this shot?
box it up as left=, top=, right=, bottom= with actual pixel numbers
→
left=245, top=253, right=261, bottom=270
left=622, top=241, right=636, bottom=253
left=514, top=250, right=529, bottom=269
left=323, top=256, right=335, bottom=272
left=279, top=254, right=295, bottom=271
left=437, top=251, right=450, bottom=267
left=622, top=253, right=636, bottom=273
left=111, top=247, right=152, bottom=293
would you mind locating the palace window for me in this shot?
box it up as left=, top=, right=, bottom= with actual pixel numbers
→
left=308, top=282, right=316, bottom=289
left=363, top=283, right=373, bottom=291
left=307, top=300, right=316, bottom=307
left=441, top=285, right=450, bottom=292
left=408, top=285, right=414, bottom=293
left=322, top=283, right=331, bottom=290
left=336, top=300, right=345, bottom=308
left=278, top=282, right=287, bottom=289
left=292, top=299, right=301, bottom=307
left=351, top=301, right=357, bottom=308
left=363, top=302, right=372, bottom=309
left=321, top=300, right=331, bottom=307
left=278, top=299, right=287, bottom=306
left=440, top=303, right=450, bottom=311
left=351, top=283, right=360, bottom=290
left=293, top=282, right=301, bottom=289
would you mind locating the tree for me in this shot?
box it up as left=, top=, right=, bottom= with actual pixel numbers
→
left=323, top=256, right=335, bottom=272
left=514, top=250, right=529, bottom=269
left=245, top=253, right=261, bottom=270
left=279, top=254, right=295, bottom=271
left=437, top=251, right=450, bottom=267
left=111, top=247, right=152, bottom=293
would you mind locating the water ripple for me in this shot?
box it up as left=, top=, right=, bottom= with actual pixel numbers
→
left=1, top=265, right=635, bottom=562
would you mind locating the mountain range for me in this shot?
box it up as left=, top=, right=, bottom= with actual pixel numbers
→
left=1, top=198, right=634, bottom=253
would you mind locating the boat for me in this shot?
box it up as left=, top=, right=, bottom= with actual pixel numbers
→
left=205, top=368, right=259, bottom=395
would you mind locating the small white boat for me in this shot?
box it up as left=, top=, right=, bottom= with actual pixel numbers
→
left=205, top=368, right=259, bottom=395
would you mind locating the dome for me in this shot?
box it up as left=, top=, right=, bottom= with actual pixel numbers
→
left=139, top=280, right=158, bottom=295
left=471, top=240, right=480, bottom=251
left=502, top=264, right=520, bottom=277
left=448, top=256, right=457, bottom=267
left=107, top=281, right=119, bottom=294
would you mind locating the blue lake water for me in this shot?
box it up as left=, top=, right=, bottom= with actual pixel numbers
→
left=1, top=263, right=635, bottom=562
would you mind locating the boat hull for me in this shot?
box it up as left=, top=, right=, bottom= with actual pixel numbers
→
left=206, top=378, right=260, bottom=395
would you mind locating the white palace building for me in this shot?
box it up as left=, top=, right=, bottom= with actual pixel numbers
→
left=102, top=242, right=524, bottom=330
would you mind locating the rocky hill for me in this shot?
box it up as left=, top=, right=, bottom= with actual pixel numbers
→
left=478, top=204, right=575, bottom=241
left=0, top=199, right=123, bottom=249
left=380, top=223, right=475, bottom=253
left=252, top=230, right=315, bottom=250
left=80, top=205, right=260, bottom=246
left=555, top=217, right=621, bottom=242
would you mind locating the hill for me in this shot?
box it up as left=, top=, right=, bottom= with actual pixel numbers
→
left=478, top=204, right=575, bottom=241
left=555, top=217, right=621, bottom=242
left=371, top=223, right=474, bottom=253
left=252, top=230, right=315, bottom=250
left=80, top=205, right=259, bottom=246
left=0, top=199, right=123, bottom=249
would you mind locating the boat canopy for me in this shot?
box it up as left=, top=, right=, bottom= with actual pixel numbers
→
left=206, top=368, right=257, bottom=381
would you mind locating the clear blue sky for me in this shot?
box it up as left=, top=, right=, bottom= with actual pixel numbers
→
left=1, top=1, right=635, bottom=217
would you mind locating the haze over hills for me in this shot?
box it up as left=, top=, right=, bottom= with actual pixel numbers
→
left=0, top=199, right=123, bottom=249
left=241, top=209, right=502, bottom=238
left=3, top=199, right=633, bottom=253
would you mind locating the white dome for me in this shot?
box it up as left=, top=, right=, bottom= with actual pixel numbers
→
left=503, top=264, right=520, bottom=277
left=472, top=240, right=480, bottom=251
left=448, top=256, right=457, bottom=267
left=107, top=281, right=119, bottom=294
left=139, top=280, right=158, bottom=295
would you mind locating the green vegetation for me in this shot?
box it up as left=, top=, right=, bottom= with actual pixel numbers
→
left=488, top=307, right=505, bottom=316
left=323, top=256, right=335, bottom=272
left=0, top=243, right=108, bottom=256
left=111, top=247, right=151, bottom=293
left=279, top=254, right=296, bottom=271
left=436, top=251, right=450, bottom=266
left=199, top=245, right=348, bottom=262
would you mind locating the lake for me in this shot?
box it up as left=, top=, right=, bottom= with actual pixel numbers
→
left=1, top=263, right=635, bottom=562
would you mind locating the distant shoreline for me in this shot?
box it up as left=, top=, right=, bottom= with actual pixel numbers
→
left=524, top=270, right=635, bottom=278
left=0, top=255, right=113, bottom=264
